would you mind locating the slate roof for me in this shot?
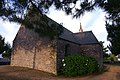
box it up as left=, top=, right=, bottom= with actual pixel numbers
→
left=45, top=15, right=80, bottom=44
left=26, top=14, right=99, bottom=45
left=74, top=31, right=99, bottom=45
left=58, top=28, right=99, bottom=45
left=46, top=15, right=99, bottom=45
left=59, top=28, right=80, bottom=44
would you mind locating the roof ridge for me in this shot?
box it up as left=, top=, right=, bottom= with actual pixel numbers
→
left=74, top=31, right=92, bottom=34
left=46, top=15, right=74, bottom=34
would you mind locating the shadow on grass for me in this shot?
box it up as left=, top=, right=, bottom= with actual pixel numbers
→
left=116, top=72, right=120, bottom=80
left=0, top=65, right=56, bottom=80
left=0, top=75, right=30, bottom=80
left=0, top=65, right=112, bottom=80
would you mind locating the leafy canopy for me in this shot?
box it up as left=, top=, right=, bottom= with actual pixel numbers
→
left=0, top=35, right=5, bottom=53
left=99, top=41, right=109, bottom=58
left=0, top=0, right=120, bottom=55
left=2, top=43, right=12, bottom=58
left=0, top=35, right=11, bottom=58
left=0, top=0, right=106, bottom=23
left=105, top=0, right=120, bottom=55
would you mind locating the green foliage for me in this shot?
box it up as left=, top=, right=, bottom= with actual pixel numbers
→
left=0, top=0, right=108, bottom=22
left=105, top=0, right=120, bottom=56
left=2, top=43, right=12, bottom=58
left=0, top=35, right=11, bottom=58
left=0, top=35, right=5, bottom=53
left=106, top=21, right=120, bottom=55
left=0, top=62, right=10, bottom=65
left=60, top=55, right=99, bottom=76
left=0, top=0, right=120, bottom=55
left=0, top=0, right=119, bottom=24
left=23, top=7, right=63, bottom=38
left=2, top=53, right=11, bottom=58
left=108, top=54, right=116, bottom=61
left=99, top=41, right=109, bottom=58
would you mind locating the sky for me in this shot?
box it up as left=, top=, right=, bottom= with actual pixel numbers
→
left=0, top=7, right=110, bottom=47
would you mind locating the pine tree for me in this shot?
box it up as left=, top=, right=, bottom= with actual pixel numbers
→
left=105, top=0, right=120, bottom=55
left=0, top=35, right=5, bottom=53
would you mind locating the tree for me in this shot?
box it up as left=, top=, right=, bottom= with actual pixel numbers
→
left=2, top=43, right=12, bottom=58
left=99, top=41, right=109, bottom=58
left=0, top=0, right=106, bottom=23
left=105, top=0, right=120, bottom=55
left=109, top=54, right=116, bottom=62
left=0, top=0, right=108, bottom=38
left=0, top=35, right=11, bottom=58
left=0, top=35, right=5, bottom=53
left=0, top=0, right=120, bottom=55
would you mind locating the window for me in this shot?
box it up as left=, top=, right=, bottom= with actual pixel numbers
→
left=65, top=44, right=70, bottom=56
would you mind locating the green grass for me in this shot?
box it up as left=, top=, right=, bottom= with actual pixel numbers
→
left=104, top=61, right=120, bottom=66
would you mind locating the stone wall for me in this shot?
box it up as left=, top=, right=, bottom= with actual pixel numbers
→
left=11, top=26, right=57, bottom=75
left=56, top=39, right=103, bottom=70
left=56, top=39, right=80, bottom=70
left=80, top=44, right=103, bottom=67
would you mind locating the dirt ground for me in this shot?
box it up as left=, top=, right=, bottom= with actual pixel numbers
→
left=0, top=65, right=120, bottom=80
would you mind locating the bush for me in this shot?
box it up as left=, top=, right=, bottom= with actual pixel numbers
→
left=60, top=55, right=99, bottom=76
left=0, top=62, right=10, bottom=65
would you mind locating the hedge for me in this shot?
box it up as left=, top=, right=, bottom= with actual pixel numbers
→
left=60, top=55, right=99, bottom=76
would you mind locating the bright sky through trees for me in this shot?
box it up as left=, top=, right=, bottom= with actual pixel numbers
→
left=0, top=7, right=109, bottom=47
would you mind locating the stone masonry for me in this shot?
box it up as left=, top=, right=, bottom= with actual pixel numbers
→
left=11, top=26, right=57, bottom=75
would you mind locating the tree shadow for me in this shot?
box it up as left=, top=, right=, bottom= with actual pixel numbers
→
left=116, top=72, right=120, bottom=80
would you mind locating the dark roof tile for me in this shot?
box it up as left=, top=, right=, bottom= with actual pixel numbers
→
left=46, top=15, right=99, bottom=45
left=59, top=28, right=80, bottom=44
left=74, top=31, right=99, bottom=45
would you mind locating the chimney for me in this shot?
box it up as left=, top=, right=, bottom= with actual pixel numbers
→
left=79, top=23, right=83, bottom=32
